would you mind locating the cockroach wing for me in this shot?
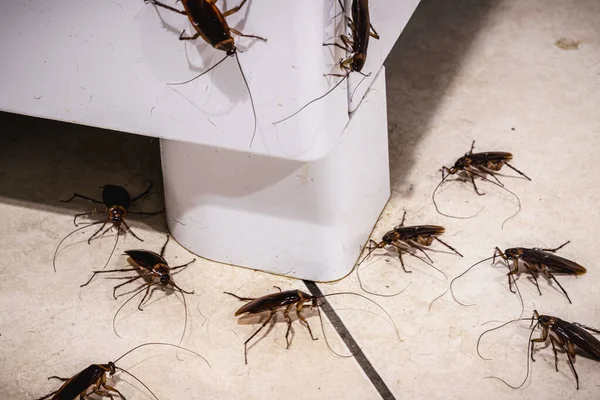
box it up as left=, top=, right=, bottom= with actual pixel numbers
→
left=52, top=364, right=106, bottom=400
left=125, top=250, right=167, bottom=271
left=553, top=319, right=600, bottom=359
left=524, top=249, right=586, bottom=275
left=102, top=185, right=132, bottom=209
left=235, top=290, right=302, bottom=316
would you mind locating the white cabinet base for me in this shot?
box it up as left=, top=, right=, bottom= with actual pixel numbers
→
left=160, top=67, right=390, bottom=281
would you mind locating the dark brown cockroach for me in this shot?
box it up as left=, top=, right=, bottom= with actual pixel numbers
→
left=145, top=0, right=266, bottom=146
left=487, top=311, right=600, bottom=390
left=84, top=235, right=195, bottom=343
left=450, top=241, right=586, bottom=306
left=224, top=287, right=399, bottom=364
left=357, top=211, right=462, bottom=301
left=432, top=141, right=531, bottom=228
left=35, top=342, right=209, bottom=400
left=53, top=183, right=164, bottom=273
left=272, top=0, right=379, bottom=125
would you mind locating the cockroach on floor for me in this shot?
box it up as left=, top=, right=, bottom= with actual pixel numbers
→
left=488, top=311, right=600, bottom=390
left=53, top=183, right=164, bottom=273
left=432, top=141, right=531, bottom=227
left=450, top=241, right=586, bottom=306
left=35, top=342, right=209, bottom=400
left=145, top=0, right=266, bottom=146
left=82, top=235, right=195, bottom=343
left=357, top=211, right=462, bottom=299
left=272, top=0, right=379, bottom=125
left=225, top=287, right=399, bottom=364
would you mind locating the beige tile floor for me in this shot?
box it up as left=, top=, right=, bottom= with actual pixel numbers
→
left=2, top=0, right=600, bottom=399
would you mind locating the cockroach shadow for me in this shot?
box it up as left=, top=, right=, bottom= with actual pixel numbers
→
left=53, top=183, right=164, bottom=275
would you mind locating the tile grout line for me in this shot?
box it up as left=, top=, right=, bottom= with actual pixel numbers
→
left=303, top=280, right=397, bottom=400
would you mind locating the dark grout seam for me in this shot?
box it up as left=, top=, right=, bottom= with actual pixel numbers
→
left=303, top=280, right=397, bottom=400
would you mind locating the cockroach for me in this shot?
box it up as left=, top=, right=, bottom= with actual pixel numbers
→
left=357, top=211, right=462, bottom=302
left=145, top=0, right=266, bottom=146
left=450, top=241, right=586, bottom=306
left=224, top=287, right=399, bottom=364
left=83, top=235, right=194, bottom=343
left=432, top=141, right=531, bottom=228
left=272, top=0, right=379, bottom=125
left=35, top=342, right=209, bottom=400
left=487, top=311, right=600, bottom=390
left=53, top=183, right=164, bottom=274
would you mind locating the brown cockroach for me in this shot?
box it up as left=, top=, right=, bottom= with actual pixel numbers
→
left=432, top=141, right=531, bottom=228
left=357, top=211, right=462, bottom=300
left=224, top=287, right=399, bottom=364
left=451, top=241, right=586, bottom=306
left=35, top=342, right=209, bottom=400
left=272, top=0, right=379, bottom=125
left=53, top=183, right=164, bottom=273
left=145, top=0, right=266, bottom=146
left=88, top=235, right=195, bottom=343
left=487, top=311, right=600, bottom=390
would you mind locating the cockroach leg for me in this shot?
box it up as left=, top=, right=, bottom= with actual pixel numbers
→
left=432, top=236, right=464, bottom=257
left=229, top=28, right=267, bottom=41
left=224, top=291, right=256, bottom=302
left=159, top=234, right=170, bottom=257
left=121, top=220, right=143, bottom=241
left=469, top=170, right=485, bottom=195
left=113, top=275, right=148, bottom=299
left=283, top=303, right=294, bottom=349
left=80, top=267, right=139, bottom=288
left=296, top=302, right=317, bottom=341
left=545, top=270, right=573, bottom=304
left=369, top=23, right=380, bottom=39
left=138, top=282, right=155, bottom=310
left=178, top=29, right=202, bottom=40
left=409, top=243, right=433, bottom=263
left=170, top=260, right=196, bottom=272
left=222, top=0, right=247, bottom=17
left=61, top=193, right=103, bottom=204
left=130, top=181, right=154, bottom=202
left=538, top=240, right=570, bottom=253
left=550, top=337, right=560, bottom=371
left=73, top=210, right=101, bottom=226
left=244, top=310, right=276, bottom=364
left=146, top=0, right=186, bottom=15
left=128, top=210, right=165, bottom=216
left=503, top=161, right=532, bottom=181
left=393, top=244, right=412, bottom=273
left=86, top=221, right=110, bottom=244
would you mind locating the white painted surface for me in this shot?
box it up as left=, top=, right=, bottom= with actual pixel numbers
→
left=161, top=67, right=390, bottom=281
left=0, top=0, right=349, bottom=161
left=345, top=0, right=421, bottom=112
left=0, top=0, right=418, bottom=161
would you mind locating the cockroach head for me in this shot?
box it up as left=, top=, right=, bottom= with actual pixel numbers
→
left=108, top=362, right=117, bottom=376
left=351, top=53, right=366, bottom=72
left=108, top=205, right=126, bottom=222
left=505, top=248, right=523, bottom=259
left=537, top=314, right=555, bottom=327
left=382, top=230, right=399, bottom=244
left=215, top=38, right=236, bottom=56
